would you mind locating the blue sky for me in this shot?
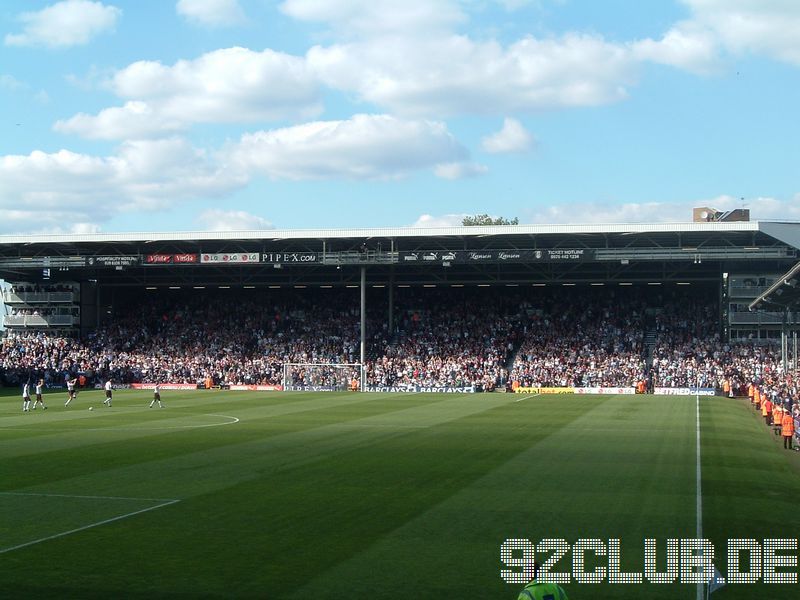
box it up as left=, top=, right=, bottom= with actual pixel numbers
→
left=0, top=0, right=799, bottom=234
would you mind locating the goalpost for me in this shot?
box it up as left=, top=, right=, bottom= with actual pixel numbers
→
left=282, top=363, right=365, bottom=392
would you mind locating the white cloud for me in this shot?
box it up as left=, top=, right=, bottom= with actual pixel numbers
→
left=307, top=33, right=636, bottom=117
left=227, top=114, right=469, bottom=180
left=4, top=0, right=121, bottom=48
left=434, top=161, right=488, bottom=179
left=0, top=114, right=474, bottom=232
left=632, top=22, right=720, bottom=74
left=1, top=74, right=51, bottom=105
left=495, top=0, right=545, bottom=10
left=0, top=74, right=26, bottom=91
left=176, top=0, right=245, bottom=28
left=410, top=213, right=467, bottom=227
left=0, top=139, right=246, bottom=233
left=196, top=209, right=274, bottom=231
left=61, top=47, right=322, bottom=139
left=280, top=0, right=464, bottom=36
left=680, top=0, right=800, bottom=66
left=635, top=1, right=800, bottom=72
left=55, top=101, right=185, bottom=140
left=525, top=194, right=800, bottom=224
left=482, top=118, right=534, bottom=154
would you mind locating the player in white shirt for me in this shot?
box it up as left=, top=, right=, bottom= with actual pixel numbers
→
left=22, top=381, right=31, bottom=412
left=65, top=377, right=77, bottom=407
left=32, top=378, right=47, bottom=410
left=149, top=383, right=164, bottom=408
left=103, top=380, right=113, bottom=407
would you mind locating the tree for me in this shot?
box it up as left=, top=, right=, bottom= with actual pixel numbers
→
left=462, top=214, right=519, bottom=226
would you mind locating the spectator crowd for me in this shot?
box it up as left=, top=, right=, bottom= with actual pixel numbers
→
left=1, top=287, right=797, bottom=403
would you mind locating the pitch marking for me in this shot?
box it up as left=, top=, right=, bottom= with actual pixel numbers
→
left=0, top=494, right=180, bottom=555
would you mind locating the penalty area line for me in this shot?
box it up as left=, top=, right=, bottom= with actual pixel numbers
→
left=0, top=498, right=180, bottom=555
left=0, top=491, right=176, bottom=502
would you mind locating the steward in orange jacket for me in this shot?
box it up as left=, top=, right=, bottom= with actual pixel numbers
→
left=763, top=398, right=773, bottom=425
left=754, top=388, right=761, bottom=410
left=782, top=412, right=796, bottom=450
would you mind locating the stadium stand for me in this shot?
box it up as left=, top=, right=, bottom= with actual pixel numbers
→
left=1, top=285, right=794, bottom=402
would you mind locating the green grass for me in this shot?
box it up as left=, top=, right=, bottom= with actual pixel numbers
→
left=0, top=388, right=799, bottom=598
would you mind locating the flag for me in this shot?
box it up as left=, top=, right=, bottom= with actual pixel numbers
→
left=708, top=566, right=727, bottom=595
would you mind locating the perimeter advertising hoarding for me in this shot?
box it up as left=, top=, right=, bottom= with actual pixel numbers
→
left=365, top=385, right=476, bottom=393
left=574, top=387, right=636, bottom=394
left=200, top=253, right=260, bottom=264
left=131, top=383, right=200, bottom=390
left=399, top=249, right=595, bottom=263
left=228, top=385, right=283, bottom=391
left=654, top=387, right=716, bottom=396
left=262, top=252, right=319, bottom=264
left=144, top=254, right=198, bottom=265
left=87, top=255, right=140, bottom=267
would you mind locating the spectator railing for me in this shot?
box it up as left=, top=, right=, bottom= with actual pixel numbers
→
left=3, top=314, right=78, bottom=327
left=3, top=291, right=77, bottom=304
left=729, top=311, right=800, bottom=325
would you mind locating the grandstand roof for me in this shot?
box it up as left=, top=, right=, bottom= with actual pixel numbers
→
left=0, top=220, right=769, bottom=245
left=749, top=261, right=800, bottom=311
left=0, top=220, right=798, bottom=289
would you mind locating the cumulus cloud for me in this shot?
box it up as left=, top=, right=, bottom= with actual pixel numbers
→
left=307, top=33, right=636, bottom=117
left=0, top=139, right=246, bottom=233
left=410, top=213, right=467, bottom=227
left=60, top=47, right=321, bottom=139
left=227, top=114, right=470, bottom=180
left=55, top=101, right=184, bottom=140
left=525, top=194, right=800, bottom=224
left=631, top=22, right=720, bottom=74
left=0, top=115, right=476, bottom=232
left=433, top=161, right=489, bottom=179
left=280, top=0, right=464, bottom=36
left=176, top=0, right=246, bottom=28
left=4, top=0, right=121, bottom=48
left=679, top=0, right=800, bottom=66
left=634, top=1, right=800, bottom=72
left=482, top=118, right=534, bottom=154
left=408, top=195, right=800, bottom=229
left=0, top=74, right=26, bottom=91
left=196, top=209, right=274, bottom=231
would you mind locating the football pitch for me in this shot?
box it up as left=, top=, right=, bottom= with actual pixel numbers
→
left=1, top=388, right=800, bottom=599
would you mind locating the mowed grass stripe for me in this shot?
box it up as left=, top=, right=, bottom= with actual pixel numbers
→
left=3, top=392, right=796, bottom=598
left=0, top=392, right=457, bottom=490
left=0, top=392, right=585, bottom=598
left=0, top=389, right=381, bottom=434
left=290, top=393, right=696, bottom=600
left=1, top=393, right=517, bottom=502
left=699, top=396, right=800, bottom=600
left=0, top=389, right=436, bottom=460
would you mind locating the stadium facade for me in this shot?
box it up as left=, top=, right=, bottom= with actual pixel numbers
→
left=2, top=220, right=800, bottom=346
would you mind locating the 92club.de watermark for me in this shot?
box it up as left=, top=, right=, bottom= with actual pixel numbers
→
left=501, top=538, right=798, bottom=585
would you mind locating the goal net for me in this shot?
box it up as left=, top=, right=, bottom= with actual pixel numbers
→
left=282, top=363, right=364, bottom=392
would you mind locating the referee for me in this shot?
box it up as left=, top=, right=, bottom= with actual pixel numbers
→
left=517, top=562, right=569, bottom=599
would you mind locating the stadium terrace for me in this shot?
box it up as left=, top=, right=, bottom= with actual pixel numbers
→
left=2, top=220, right=800, bottom=394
